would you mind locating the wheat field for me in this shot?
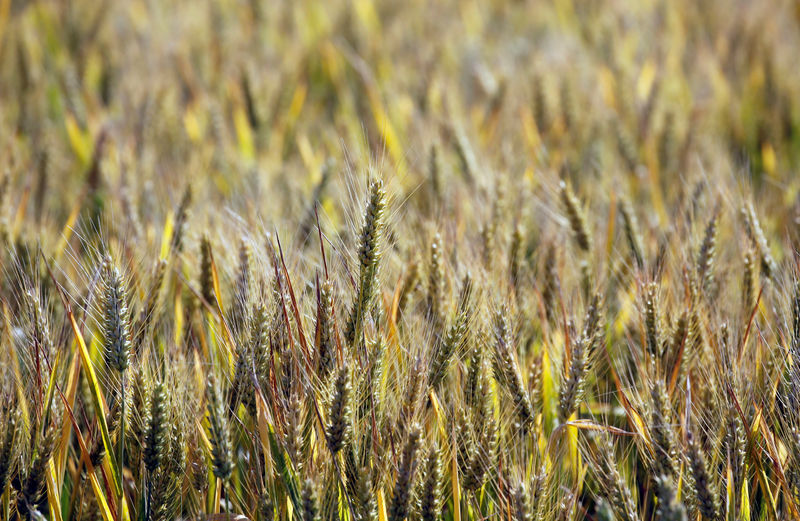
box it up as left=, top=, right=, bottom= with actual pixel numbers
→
left=0, top=0, right=800, bottom=520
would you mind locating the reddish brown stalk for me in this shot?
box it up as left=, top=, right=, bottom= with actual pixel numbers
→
left=275, top=233, right=312, bottom=369
left=737, top=282, right=765, bottom=366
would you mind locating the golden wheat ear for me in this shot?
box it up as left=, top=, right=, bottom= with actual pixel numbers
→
left=685, top=430, right=721, bottom=521
left=418, top=442, right=443, bottom=521
left=206, top=374, right=234, bottom=483
left=301, top=477, right=320, bottom=521
left=345, top=179, right=387, bottom=347
left=0, top=396, right=18, bottom=494
left=388, top=425, right=421, bottom=521
left=559, top=180, right=592, bottom=253
left=325, top=364, right=352, bottom=454
left=170, top=185, right=192, bottom=256
left=559, top=294, right=602, bottom=422
left=653, top=474, right=687, bottom=521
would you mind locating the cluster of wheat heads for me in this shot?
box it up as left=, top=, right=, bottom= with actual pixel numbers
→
left=3, top=0, right=800, bottom=520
